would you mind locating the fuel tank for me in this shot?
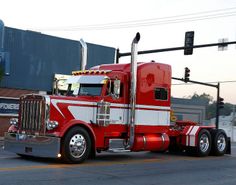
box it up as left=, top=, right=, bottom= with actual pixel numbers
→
left=131, top=133, right=170, bottom=152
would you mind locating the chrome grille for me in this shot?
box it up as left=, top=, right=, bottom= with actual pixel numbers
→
left=20, top=95, right=47, bottom=134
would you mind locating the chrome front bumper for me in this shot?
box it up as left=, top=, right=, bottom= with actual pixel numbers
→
left=4, top=132, right=61, bottom=158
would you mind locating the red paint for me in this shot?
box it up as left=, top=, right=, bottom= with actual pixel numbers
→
left=132, top=133, right=170, bottom=151
left=11, top=62, right=215, bottom=153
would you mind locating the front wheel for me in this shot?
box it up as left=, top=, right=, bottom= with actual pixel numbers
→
left=61, top=126, right=91, bottom=163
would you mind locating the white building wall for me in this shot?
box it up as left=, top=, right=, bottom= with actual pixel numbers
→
left=211, top=113, right=236, bottom=142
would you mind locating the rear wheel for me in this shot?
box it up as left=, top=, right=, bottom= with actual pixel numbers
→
left=196, top=129, right=211, bottom=157
left=211, top=129, right=227, bottom=156
left=61, top=126, right=91, bottom=163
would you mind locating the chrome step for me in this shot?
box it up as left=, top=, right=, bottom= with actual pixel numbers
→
left=108, top=148, right=130, bottom=153
left=108, top=139, right=130, bottom=153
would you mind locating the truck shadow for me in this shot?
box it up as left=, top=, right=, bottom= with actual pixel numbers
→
left=12, top=150, right=230, bottom=165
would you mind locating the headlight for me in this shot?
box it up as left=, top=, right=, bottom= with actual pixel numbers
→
left=46, top=120, right=59, bottom=130
left=9, top=118, right=18, bottom=127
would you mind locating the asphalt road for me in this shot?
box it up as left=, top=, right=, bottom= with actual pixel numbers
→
left=0, top=141, right=235, bottom=185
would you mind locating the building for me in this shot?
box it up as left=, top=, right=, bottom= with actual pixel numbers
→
left=0, top=20, right=116, bottom=136
left=211, top=112, right=236, bottom=142
left=171, top=97, right=207, bottom=124
left=0, top=21, right=211, bottom=137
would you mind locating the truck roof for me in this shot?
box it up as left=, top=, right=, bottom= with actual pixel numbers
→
left=90, top=61, right=171, bottom=74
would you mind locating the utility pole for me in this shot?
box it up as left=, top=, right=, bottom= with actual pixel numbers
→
left=232, top=105, right=235, bottom=141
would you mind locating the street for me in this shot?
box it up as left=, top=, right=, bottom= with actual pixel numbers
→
left=0, top=141, right=235, bottom=185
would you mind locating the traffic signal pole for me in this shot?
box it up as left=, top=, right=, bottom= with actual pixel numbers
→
left=117, top=32, right=234, bottom=129
left=172, top=77, right=221, bottom=129
left=172, top=77, right=218, bottom=88
left=216, top=82, right=220, bottom=129
left=117, top=40, right=236, bottom=59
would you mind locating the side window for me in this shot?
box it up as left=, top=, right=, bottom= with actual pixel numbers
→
left=155, top=88, right=168, bottom=100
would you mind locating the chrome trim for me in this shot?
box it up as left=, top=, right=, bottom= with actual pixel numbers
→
left=4, top=132, right=61, bottom=158
left=67, top=75, right=108, bottom=84
left=69, top=133, right=86, bottom=158
left=44, top=95, right=51, bottom=134
left=199, top=133, right=210, bottom=153
left=46, top=120, right=59, bottom=130
left=160, top=133, right=166, bottom=151
left=143, top=135, right=147, bottom=150
left=129, top=33, right=140, bottom=148
left=9, top=118, right=18, bottom=126
left=19, top=94, right=51, bottom=135
left=80, top=39, right=87, bottom=70
left=96, top=101, right=111, bottom=127
left=217, top=134, right=226, bottom=152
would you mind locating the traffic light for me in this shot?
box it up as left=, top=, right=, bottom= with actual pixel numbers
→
left=218, top=97, right=224, bottom=109
left=184, top=31, right=194, bottom=55
left=184, top=67, right=190, bottom=82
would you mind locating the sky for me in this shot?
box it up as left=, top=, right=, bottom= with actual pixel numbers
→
left=0, top=0, right=236, bottom=104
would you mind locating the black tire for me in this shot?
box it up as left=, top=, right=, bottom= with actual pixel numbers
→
left=211, top=129, right=227, bottom=156
left=61, top=126, right=91, bottom=163
left=196, top=129, right=211, bottom=157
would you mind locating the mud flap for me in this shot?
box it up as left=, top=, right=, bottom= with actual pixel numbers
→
left=226, top=137, right=231, bottom=155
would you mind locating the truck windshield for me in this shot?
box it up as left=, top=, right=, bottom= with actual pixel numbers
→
left=78, top=84, right=103, bottom=96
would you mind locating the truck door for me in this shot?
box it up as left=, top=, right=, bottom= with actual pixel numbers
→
left=103, top=79, right=127, bottom=125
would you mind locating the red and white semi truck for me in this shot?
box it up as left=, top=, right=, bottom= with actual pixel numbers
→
left=4, top=33, right=230, bottom=163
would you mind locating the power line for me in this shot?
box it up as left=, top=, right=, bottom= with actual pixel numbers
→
left=32, top=7, right=236, bottom=31
left=172, top=80, right=236, bottom=86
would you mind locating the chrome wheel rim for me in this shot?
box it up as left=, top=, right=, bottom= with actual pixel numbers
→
left=69, top=134, right=86, bottom=158
left=199, top=134, right=209, bottom=153
left=217, top=134, right=226, bottom=152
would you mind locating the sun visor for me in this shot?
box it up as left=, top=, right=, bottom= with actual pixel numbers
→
left=66, top=75, right=108, bottom=84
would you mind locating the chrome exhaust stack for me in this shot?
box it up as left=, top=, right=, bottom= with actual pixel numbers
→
left=129, top=32, right=140, bottom=149
left=63, top=39, right=87, bottom=95
left=79, top=39, right=87, bottom=70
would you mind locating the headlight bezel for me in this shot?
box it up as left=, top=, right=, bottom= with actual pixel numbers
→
left=46, top=120, right=59, bottom=130
left=9, top=118, right=19, bottom=127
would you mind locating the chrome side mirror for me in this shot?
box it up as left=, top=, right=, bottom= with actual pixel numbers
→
left=113, top=79, right=121, bottom=99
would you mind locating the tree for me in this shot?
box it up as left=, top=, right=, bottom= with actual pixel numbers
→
left=190, top=92, right=213, bottom=105
left=188, top=93, right=233, bottom=120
